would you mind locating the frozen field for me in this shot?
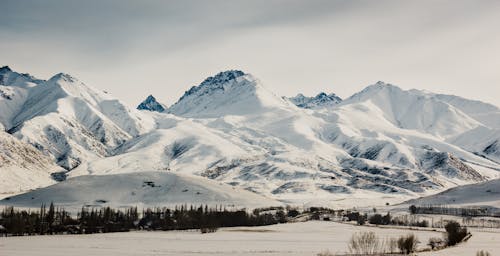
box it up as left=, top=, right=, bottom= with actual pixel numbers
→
left=419, top=227, right=500, bottom=256
left=1, top=221, right=444, bottom=256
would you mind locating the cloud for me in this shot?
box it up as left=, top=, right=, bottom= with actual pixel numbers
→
left=1, top=0, right=499, bottom=106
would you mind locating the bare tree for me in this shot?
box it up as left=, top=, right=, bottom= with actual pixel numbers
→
left=348, top=231, right=382, bottom=255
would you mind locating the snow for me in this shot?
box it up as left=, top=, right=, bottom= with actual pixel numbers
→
left=0, top=171, right=281, bottom=211
left=0, top=221, right=443, bottom=256
left=0, top=68, right=155, bottom=170
left=1, top=67, right=500, bottom=209
left=287, top=92, right=342, bottom=109
left=0, top=130, right=60, bottom=195
left=419, top=228, right=500, bottom=256
left=404, top=178, right=500, bottom=210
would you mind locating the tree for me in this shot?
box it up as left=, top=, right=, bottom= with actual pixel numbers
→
left=397, top=234, right=418, bottom=254
left=46, top=202, right=55, bottom=234
left=445, top=221, right=468, bottom=246
left=348, top=231, right=382, bottom=255
left=409, top=205, right=417, bottom=214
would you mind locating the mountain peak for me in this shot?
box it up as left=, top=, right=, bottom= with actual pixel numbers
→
left=137, top=95, right=166, bottom=112
left=288, top=92, right=342, bottom=109
left=175, top=70, right=248, bottom=103
left=0, top=66, right=44, bottom=86
left=168, top=70, right=287, bottom=117
left=200, top=70, right=245, bottom=86
left=49, top=73, right=76, bottom=83
left=0, top=66, right=12, bottom=73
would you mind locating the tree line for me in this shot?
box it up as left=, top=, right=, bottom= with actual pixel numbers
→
left=0, top=203, right=288, bottom=236
left=409, top=204, right=499, bottom=217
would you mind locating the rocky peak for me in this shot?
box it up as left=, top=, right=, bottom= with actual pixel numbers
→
left=137, top=95, right=166, bottom=112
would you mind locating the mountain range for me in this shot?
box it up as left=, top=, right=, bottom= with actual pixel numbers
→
left=1, top=66, right=499, bottom=209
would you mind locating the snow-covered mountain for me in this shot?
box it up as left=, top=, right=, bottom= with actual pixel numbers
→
left=403, top=178, right=500, bottom=211
left=1, top=66, right=499, bottom=208
left=0, top=67, right=155, bottom=170
left=288, top=92, right=342, bottom=109
left=0, top=172, right=281, bottom=211
left=167, top=70, right=292, bottom=118
left=137, top=95, right=166, bottom=112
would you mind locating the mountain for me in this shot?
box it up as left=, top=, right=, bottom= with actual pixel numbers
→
left=0, top=67, right=156, bottom=170
left=0, top=172, right=281, bottom=211
left=71, top=73, right=499, bottom=207
left=403, top=178, right=500, bottom=211
left=1, top=67, right=499, bottom=208
left=433, top=93, right=500, bottom=129
left=0, top=129, right=61, bottom=195
left=288, top=92, right=342, bottom=109
left=167, top=70, right=292, bottom=118
left=137, top=95, right=166, bottom=112
left=341, top=82, right=481, bottom=139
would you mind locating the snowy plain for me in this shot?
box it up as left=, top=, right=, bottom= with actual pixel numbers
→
left=0, top=221, right=446, bottom=256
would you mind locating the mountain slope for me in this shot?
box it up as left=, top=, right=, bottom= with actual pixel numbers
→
left=71, top=73, right=500, bottom=207
left=168, top=70, right=292, bottom=118
left=1, top=67, right=499, bottom=208
left=0, top=172, right=282, bottom=211
left=433, top=93, right=500, bottom=129
left=404, top=178, right=500, bottom=211
left=341, top=82, right=481, bottom=139
left=0, top=129, right=61, bottom=195
left=0, top=68, right=156, bottom=170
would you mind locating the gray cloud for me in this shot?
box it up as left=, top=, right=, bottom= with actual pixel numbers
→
left=1, top=0, right=499, bottom=106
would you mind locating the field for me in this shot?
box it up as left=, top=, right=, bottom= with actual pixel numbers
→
left=0, top=221, right=440, bottom=256
left=2, top=220, right=499, bottom=255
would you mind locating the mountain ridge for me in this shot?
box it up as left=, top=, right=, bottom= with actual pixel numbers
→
left=1, top=66, right=499, bottom=208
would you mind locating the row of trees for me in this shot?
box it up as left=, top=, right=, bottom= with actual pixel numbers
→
left=344, top=211, right=429, bottom=227
left=0, top=204, right=288, bottom=236
left=409, top=204, right=498, bottom=217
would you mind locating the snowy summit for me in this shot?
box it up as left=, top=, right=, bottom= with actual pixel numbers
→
left=288, top=92, right=342, bottom=109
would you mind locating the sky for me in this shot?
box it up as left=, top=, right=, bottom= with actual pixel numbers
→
left=1, top=0, right=499, bottom=107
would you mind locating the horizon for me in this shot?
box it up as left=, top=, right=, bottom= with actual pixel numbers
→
left=1, top=0, right=499, bottom=107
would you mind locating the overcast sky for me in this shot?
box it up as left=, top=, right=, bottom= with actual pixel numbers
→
left=1, top=0, right=499, bottom=106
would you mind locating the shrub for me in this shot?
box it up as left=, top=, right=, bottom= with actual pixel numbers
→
left=397, top=234, right=418, bottom=254
left=428, top=237, right=444, bottom=250
left=476, top=250, right=491, bottom=256
left=386, top=237, right=398, bottom=254
left=409, top=205, right=417, bottom=214
left=287, top=209, right=300, bottom=218
left=348, top=231, right=382, bottom=255
left=445, top=221, right=468, bottom=246
left=316, top=250, right=335, bottom=256
left=369, top=214, right=383, bottom=225
left=200, top=227, right=218, bottom=233
left=357, top=215, right=366, bottom=225
left=369, top=212, right=391, bottom=225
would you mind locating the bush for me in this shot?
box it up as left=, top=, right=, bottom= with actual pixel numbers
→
left=476, top=250, right=491, bottom=256
left=357, top=215, right=366, bottom=225
left=409, top=205, right=417, bottom=214
left=287, top=209, right=300, bottom=218
left=445, top=221, right=468, bottom=246
left=397, top=234, right=418, bottom=254
left=316, top=250, right=334, bottom=256
left=369, top=213, right=391, bottom=225
left=200, top=227, right=218, bottom=233
left=386, top=237, right=398, bottom=254
left=348, top=231, right=382, bottom=255
left=428, top=237, right=444, bottom=250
